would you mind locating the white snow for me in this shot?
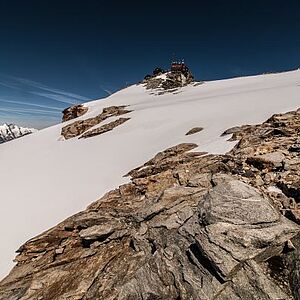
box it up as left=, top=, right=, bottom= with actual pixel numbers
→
left=1, top=70, right=300, bottom=279
left=155, top=72, right=169, bottom=80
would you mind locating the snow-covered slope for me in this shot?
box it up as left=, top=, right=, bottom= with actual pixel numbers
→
left=0, top=123, right=37, bottom=144
left=1, top=70, right=300, bottom=279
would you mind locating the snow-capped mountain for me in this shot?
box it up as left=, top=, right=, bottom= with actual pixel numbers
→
left=0, top=69, right=300, bottom=280
left=0, top=123, right=37, bottom=144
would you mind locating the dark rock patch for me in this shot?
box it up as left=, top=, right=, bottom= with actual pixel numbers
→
left=185, top=127, right=203, bottom=136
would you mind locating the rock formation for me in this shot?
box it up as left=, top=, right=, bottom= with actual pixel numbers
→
left=1, top=108, right=300, bottom=299
left=61, top=105, right=132, bottom=139
left=79, top=117, right=130, bottom=139
left=62, top=104, right=88, bottom=122
left=143, top=65, right=194, bottom=92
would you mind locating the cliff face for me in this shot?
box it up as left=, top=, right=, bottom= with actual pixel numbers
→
left=1, top=108, right=300, bottom=300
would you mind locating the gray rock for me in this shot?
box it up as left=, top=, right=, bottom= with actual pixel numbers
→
left=186, top=174, right=299, bottom=281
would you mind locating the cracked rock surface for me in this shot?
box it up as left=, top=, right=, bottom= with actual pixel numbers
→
left=1, top=109, right=300, bottom=299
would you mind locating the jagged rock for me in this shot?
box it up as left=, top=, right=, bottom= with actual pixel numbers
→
left=161, top=71, right=193, bottom=90
left=186, top=127, right=203, bottom=135
left=61, top=105, right=132, bottom=139
left=215, top=260, right=292, bottom=300
left=199, top=174, right=281, bottom=225
left=62, top=104, right=88, bottom=122
left=221, top=125, right=252, bottom=141
left=246, top=152, right=285, bottom=170
left=193, top=174, right=298, bottom=281
left=1, top=108, right=300, bottom=299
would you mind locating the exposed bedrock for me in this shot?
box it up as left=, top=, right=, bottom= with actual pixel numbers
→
left=61, top=105, right=132, bottom=140
left=1, top=108, right=300, bottom=299
left=62, top=104, right=88, bottom=122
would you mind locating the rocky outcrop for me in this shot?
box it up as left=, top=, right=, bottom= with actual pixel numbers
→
left=61, top=105, right=132, bottom=139
left=62, top=104, right=88, bottom=122
left=79, top=117, right=130, bottom=139
left=222, top=109, right=300, bottom=216
left=143, top=67, right=194, bottom=92
left=186, top=127, right=204, bottom=135
left=1, top=108, right=300, bottom=299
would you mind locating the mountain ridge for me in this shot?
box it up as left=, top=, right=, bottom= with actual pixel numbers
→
left=0, top=123, right=37, bottom=144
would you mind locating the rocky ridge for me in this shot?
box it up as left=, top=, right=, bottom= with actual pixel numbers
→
left=0, top=108, right=300, bottom=299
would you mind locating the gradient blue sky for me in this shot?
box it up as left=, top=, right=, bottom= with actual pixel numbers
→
left=1, top=0, right=300, bottom=128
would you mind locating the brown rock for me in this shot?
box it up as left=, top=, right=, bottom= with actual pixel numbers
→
left=185, top=127, right=204, bottom=135
left=62, top=104, right=88, bottom=122
left=61, top=105, right=132, bottom=139
left=80, top=117, right=130, bottom=139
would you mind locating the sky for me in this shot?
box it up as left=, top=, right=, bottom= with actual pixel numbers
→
left=0, top=0, right=300, bottom=128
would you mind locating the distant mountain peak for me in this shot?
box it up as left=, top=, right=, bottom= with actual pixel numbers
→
left=0, top=123, right=37, bottom=144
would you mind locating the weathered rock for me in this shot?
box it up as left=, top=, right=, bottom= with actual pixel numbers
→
left=193, top=174, right=298, bottom=281
left=215, top=260, right=292, bottom=300
left=62, top=104, right=88, bottom=122
left=199, top=174, right=280, bottom=226
left=247, top=152, right=285, bottom=170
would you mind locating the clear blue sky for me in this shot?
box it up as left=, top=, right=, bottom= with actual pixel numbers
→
left=0, top=0, right=300, bottom=128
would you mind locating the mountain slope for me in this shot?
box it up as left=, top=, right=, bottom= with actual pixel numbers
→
left=1, top=103, right=300, bottom=299
left=0, top=70, right=300, bottom=279
left=0, top=124, right=36, bottom=144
